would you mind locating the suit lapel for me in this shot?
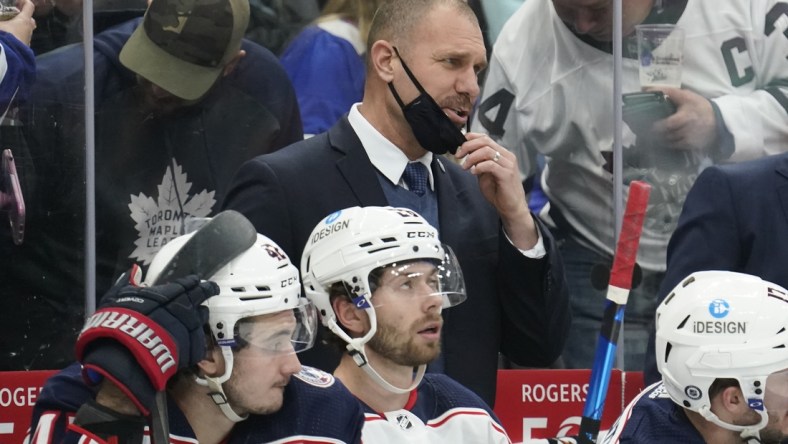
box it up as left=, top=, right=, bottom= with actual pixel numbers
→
left=329, top=118, right=389, bottom=206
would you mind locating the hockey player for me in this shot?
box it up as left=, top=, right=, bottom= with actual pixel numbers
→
left=472, top=0, right=788, bottom=371
left=28, top=224, right=364, bottom=443
left=301, top=206, right=511, bottom=443
left=601, top=270, right=788, bottom=443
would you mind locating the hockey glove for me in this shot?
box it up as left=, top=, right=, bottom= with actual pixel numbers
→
left=75, top=275, right=219, bottom=416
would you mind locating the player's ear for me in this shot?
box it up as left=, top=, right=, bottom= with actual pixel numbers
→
left=719, top=386, right=750, bottom=416
left=196, top=343, right=225, bottom=378
left=332, top=294, right=369, bottom=335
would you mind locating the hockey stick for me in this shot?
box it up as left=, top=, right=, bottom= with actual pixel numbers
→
left=148, top=209, right=257, bottom=443
left=150, top=209, right=257, bottom=285
left=576, top=180, right=651, bottom=444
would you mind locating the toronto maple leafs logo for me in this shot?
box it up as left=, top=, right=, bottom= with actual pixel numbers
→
left=127, top=161, right=216, bottom=265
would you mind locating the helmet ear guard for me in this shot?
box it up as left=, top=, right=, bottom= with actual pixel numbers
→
left=655, top=271, right=788, bottom=440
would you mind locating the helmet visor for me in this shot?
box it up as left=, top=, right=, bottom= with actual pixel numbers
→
left=368, top=244, right=466, bottom=309
left=234, top=301, right=318, bottom=355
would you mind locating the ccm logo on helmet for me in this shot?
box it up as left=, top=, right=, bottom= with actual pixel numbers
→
left=281, top=276, right=298, bottom=288
left=407, top=231, right=435, bottom=238
left=83, top=310, right=176, bottom=373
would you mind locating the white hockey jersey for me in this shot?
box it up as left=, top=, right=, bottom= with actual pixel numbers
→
left=472, top=0, right=788, bottom=271
left=359, top=374, right=511, bottom=443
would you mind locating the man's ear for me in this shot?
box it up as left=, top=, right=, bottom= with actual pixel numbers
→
left=368, top=40, right=397, bottom=83
left=222, top=50, right=247, bottom=77
left=197, top=344, right=226, bottom=378
left=332, top=295, right=369, bottom=336
left=719, top=386, right=751, bottom=416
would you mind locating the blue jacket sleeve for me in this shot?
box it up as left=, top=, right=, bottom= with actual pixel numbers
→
left=280, top=26, right=365, bottom=136
left=0, top=30, right=35, bottom=112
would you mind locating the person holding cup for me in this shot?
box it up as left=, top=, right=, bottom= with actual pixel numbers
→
left=472, top=0, right=788, bottom=372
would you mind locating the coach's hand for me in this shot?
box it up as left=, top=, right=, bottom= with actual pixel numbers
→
left=75, top=275, right=219, bottom=415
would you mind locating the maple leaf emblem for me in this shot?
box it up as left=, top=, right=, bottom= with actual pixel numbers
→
left=128, top=161, right=216, bottom=265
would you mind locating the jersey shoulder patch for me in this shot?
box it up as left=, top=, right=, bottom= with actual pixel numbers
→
left=293, top=365, right=336, bottom=388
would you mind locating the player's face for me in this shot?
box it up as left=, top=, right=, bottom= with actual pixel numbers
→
left=389, top=5, right=487, bottom=129
left=758, top=370, right=788, bottom=444
left=223, top=311, right=302, bottom=415
left=367, top=261, right=444, bottom=366
left=552, top=0, right=653, bottom=41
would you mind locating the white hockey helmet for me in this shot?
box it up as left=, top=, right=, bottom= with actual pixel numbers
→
left=656, top=270, right=788, bottom=439
left=144, top=227, right=317, bottom=421
left=300, top=206, right=466, bottom=392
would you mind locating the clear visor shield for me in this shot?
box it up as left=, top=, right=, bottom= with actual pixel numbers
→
left=764, top=369, right=788, bottom=416
left=367, top=244, right=466, bottom=309
left=234, top=301, right=318, bottom=356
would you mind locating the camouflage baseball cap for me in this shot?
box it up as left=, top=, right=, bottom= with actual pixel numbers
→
left=119, top=0, right=250, bottom=100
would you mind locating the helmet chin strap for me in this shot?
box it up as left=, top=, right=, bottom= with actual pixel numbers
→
left=195, top=346, right=248, bottom=423
left=699, top=405, right=767, bottom=443
left=330, top=305, right=426, bottom=394
left=348, top=342, right=427, bottom=394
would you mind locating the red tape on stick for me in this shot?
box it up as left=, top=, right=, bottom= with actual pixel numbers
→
left=609, top=181, right=652, bottom=291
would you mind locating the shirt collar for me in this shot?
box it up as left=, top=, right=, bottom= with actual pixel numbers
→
left=347, top=103, right=435, bottom=190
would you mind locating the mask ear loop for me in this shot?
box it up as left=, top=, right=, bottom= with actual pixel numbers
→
left=387, top=46, right=430, bottom=108
left=392, top=46, right=429, bottom=94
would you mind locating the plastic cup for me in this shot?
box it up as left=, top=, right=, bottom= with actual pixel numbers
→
left=636, top=24, right=684, bottom=88
left=0, top=0, right=19, bottom=21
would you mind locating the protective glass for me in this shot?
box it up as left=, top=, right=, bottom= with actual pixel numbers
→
left=234, top=301, right=317, bottom=356
left=367, top=244, right=466, bottom=309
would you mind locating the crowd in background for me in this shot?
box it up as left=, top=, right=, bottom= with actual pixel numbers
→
left=1, top=2, right=787, bottom=438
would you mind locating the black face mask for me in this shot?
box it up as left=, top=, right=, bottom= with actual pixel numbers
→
left=388, top=47, right=467, bottom=155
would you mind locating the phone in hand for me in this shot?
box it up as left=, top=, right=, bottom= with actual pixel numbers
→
left=622, top=91, right=677, bottom=136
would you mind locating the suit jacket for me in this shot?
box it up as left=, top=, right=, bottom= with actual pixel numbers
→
left=644, top=152, right=788, bottom=383
left=222, top=116, right=570, bottom=405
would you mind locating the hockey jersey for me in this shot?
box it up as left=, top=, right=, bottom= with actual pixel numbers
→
left=472, top=0, right=788, bottom=271
left=27, top=363, right=364, bottom=444
left=600, top=381, right=705, bottom=443
left=359, top=374, right=511, bottom=443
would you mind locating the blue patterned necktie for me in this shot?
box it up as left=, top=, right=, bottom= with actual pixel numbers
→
left=402, top=162, right=429, bottom=197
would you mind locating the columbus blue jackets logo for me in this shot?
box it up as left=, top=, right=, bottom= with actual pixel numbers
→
left=294, top=365, right=335, bottom=388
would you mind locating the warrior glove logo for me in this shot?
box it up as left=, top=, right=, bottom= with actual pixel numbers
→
left=77, top=307, right=180, bottom=390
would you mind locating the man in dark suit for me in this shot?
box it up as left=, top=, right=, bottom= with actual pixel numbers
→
left=222, top=0, right=570, bottom=406
left=644, top=152, right=788, bottom=384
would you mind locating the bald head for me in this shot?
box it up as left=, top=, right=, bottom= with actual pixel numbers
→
left=366, top=0, right=479, bottom=55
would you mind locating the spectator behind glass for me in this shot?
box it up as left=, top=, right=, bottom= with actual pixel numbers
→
left=28, top=226, right=364, bottom=444
left=0, top=0, right=35, bottom=112
left=0, top=0, right=302, bottom=371
left=245, top=0, right=321, bottom=55
left=642, top=152, right=788, bottom=384
left=472, top=0, right=788, bottom=371
left=28, top=0, right=82, bottom=54
left=302, top=206, right=511, bottom=443
left=280, top=0, right=385, bottom=137
left=222, top=0, right=570, bottom=407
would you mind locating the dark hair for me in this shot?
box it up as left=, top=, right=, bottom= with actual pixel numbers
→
left=708, top=378, right=740, bottom=401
